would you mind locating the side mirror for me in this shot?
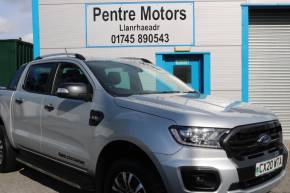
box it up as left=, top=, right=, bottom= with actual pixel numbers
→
left=56, top=83, right=92, bottom=101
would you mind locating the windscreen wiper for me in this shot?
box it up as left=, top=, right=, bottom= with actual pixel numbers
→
left=183, top=90, right=200, bottom=94
left=131, top=91, right=181, bottom=96
left=157, top=91, right=181, bottom=94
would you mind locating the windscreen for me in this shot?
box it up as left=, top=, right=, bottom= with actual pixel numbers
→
left=86, top=60, right=193, bottom=97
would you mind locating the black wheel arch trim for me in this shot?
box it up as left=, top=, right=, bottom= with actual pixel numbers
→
left=95, top=139, right=169, bottom=193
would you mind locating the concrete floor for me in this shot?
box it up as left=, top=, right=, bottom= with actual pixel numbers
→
left=0, top=142, right=289, bottom=193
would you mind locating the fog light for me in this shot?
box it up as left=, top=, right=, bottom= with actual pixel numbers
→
left=181, top=167, right=221, bottom=191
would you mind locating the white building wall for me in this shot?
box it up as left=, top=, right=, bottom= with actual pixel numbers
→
left=38, top=0, right=250, bottom=100
left=248, top=0, right=290, bottom=2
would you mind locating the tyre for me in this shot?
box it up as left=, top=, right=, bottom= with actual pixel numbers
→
left=104, top=158, right=166, bottom=193
left=0, top=125, right=17, bottom=173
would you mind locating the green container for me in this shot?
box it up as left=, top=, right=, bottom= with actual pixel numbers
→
left=0, top=39, right=33, bottom=87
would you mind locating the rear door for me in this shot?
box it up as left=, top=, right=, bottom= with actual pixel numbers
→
left=12, top=62, right=57, bottom=152
left=41, top=62, right=94, bottom=169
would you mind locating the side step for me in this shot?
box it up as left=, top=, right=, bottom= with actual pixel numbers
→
left=16, top=150, right=95, bottom=191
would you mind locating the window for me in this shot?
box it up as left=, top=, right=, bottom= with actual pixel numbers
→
left=53, top=63, right=92, bottom=94
left=8, top=64, right=27, bottom=90
left=86, top=61, right=192, bottom=97
left=105, top=68, right=130, bottom=90
left=23, top=63, right=56, bottom=94
left=138, top=70, right=158, bottom=91
left=139, top=70, right=178, bottom=92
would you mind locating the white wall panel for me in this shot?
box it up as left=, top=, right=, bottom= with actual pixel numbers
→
left=210, top=47, right=241, bottom=91
left=38, top=0, right=244, bottom=101
left=39, top=0, right=245, bottom=48
left=211, top=91, right=241, bottom=101
left=40, top=47, right=175, bottom=62
left=39, top=0, right=245, bottom=4
left=39, top=4, right=85, bottom=48
left=39, top=0, right=196, bottom=5
left=190, top=46, right=241, bottom=91
left=195, top=1, right=243, bottom=46
left=247, top=0, right=290, bottom=3
left=195, top=0, right=244, bottom=1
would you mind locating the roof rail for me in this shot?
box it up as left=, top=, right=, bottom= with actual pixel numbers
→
left=35, top=53, right=86, bottom=61
left=119, top=57, right=153, bottom=64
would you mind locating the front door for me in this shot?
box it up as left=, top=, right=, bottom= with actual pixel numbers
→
left=157, top=53, right=201, bottom=92
left=12, top=62, right=57, bottom=152
left=41, top=62, right=94, bottom=169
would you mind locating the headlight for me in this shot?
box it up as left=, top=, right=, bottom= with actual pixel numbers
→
left=169, top=126, right=229, bottom=148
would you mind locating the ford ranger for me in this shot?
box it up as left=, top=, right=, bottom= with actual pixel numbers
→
left=0, top=53, right=288, bottom=193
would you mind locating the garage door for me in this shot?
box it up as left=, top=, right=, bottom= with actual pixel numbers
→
left=249, top=9, right=290, bottom=137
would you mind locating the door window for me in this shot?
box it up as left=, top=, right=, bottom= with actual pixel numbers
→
left=23, top=63, right=56, bottom=94
left=8, top=64, right=27, bottom=90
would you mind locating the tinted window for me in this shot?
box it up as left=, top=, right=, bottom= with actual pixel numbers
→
left=7, top=64, right=27, bottom=90
left=53, top=63, right=92, bottom=94
left=23, top=63, right=56, bottom=94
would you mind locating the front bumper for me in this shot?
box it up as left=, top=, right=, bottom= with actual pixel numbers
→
left=155, top=144, right=288, bottom=193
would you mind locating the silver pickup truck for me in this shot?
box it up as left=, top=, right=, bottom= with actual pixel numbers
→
left=0, top=53, right=288, bottom=193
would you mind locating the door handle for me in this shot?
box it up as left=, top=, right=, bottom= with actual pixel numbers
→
left=15, top=98, right=23, bottom=104
left=44, top=104, right=54, bottom=112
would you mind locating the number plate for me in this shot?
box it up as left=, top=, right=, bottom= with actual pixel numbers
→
left=255, top=155, right=283, bottom=177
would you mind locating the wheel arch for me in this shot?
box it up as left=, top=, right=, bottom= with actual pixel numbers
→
left=0, top=116, right=6, bottom=132
left=95, top=140, right=167, bottom=193
left=0, top=116, right=3, bottom=126
left=0, top=107, right=8, bottom=131
left=0, top=116, right=10, bottom=142
left=0, top=114, right=16, bottom=149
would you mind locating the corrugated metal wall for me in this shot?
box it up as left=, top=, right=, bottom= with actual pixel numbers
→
left=0, top=40, right=33, bottom=87
left=249, top=9, right=290, bottom=137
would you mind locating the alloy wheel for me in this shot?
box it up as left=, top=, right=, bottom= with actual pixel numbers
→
left=112, top=171, right=146, bottom=193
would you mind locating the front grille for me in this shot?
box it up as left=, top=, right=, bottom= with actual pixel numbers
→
left=228, top=168, right=282, bottom=191
left=221, top=121, right=283, bottom=160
